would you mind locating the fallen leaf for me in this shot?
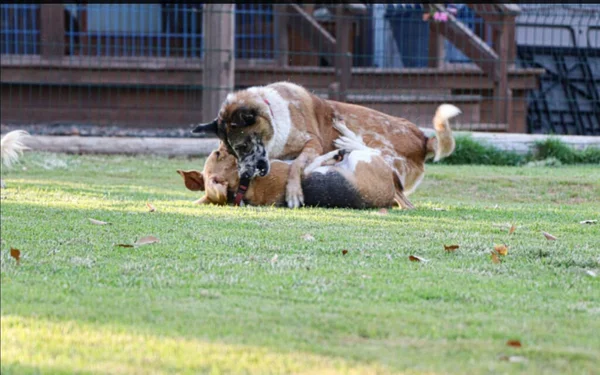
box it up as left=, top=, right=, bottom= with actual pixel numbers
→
left=432, top=207, right=446, bottom=211
left=89, top=218, right=110, bottom=225
left=585, top=270, right=597, bottom=278
left=10, top=248, right=20, bottom=265
left=115, top=244, right=134, bottom=248
left=542, top=231, right=558, bottom=241
left=580, top=220, right=597, bottom=225
left=301, top=233, right=315, bottom=241
left=444, top=244, right=459, bottom=252
left=409, top=255, right=429, bottom=262
left=509, top=225, right=516, bottom=235
left=146, top=202, right=156, bottom=212
left=377, top=208, right=388, bottom=215
left=491, top=251, right=501, bottom=264
left=494, top=244, right=508, bottom=256
left=135, top=236, right=160, bottom=246
left=342, top=249, right=348, bottom=256
left=506, top=339, right=522, bottom=348
left=270, top=254, right=278, bottom=264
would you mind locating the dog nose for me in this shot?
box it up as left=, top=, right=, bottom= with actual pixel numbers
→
left=256, top=160, right=269, bottom=176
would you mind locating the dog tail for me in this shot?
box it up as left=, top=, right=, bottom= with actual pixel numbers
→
left=1, top=130, right=30, bottom=169
left=426, top=104, right=461, bottom=162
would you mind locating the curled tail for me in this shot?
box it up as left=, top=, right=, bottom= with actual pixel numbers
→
left=426, top=104, right=461, bottom=162
left=1, top=130, right=30, bottom=168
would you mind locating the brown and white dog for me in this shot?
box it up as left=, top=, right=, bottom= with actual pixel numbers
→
left=179, top=123, right=398, bottom=208
left=191, top=82, right=461, bottom=208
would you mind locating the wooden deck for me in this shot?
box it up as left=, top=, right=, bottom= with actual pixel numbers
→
left=1, top=4, right=545, bottom=132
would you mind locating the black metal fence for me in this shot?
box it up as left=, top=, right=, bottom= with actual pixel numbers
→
left=1, top=4, right=598, bottom=135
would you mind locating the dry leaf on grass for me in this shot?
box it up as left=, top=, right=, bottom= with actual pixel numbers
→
left=301, top=233, right=315, bottom=241
left=10, top=248, right=20, bottom=265
left=270, top=254, right=278, bottom=264
left=146, top=202, right=156, bottom=212
left=494, top=244, right=509, bottom=256
left=89, top=218, right=110, bottom=225
left=506, top=339, right=522, bottom=348
left=580, top=220, right=597, bottom=225
left=377, top=208, right=388, bottom=215
left=491, top=251, right=501, bottom=264
left=342, top=249, right=348, bottom=256
left=509, top=225, right=517, bottom=235
left=134, top=236, right=160, bottom=246
left=585, top=270, right=597, bottom=278
left=542, top=231, right=558, bottom=241
left=432, top=207, right=447, bottom=211
left=444, top=245, right=459, bottom=253
left=115, top=244, right=134, bottom=248
left=409, top=255, right=429, bottom=263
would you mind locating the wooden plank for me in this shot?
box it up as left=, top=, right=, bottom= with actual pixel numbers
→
left=40, top=4, right=65, bottom=58
left=202, top=4, right=235, bottom=123
left=428, top=22, right=445, bottom=68
left=430, top=4, right=499, bottom=81
left=335, top=5, right=352, bottom=101
left=287, top=4, right=336, bottom=66
left=274, top=4, right=290, bottom=66
left=0, top=64, right=544, bottom=91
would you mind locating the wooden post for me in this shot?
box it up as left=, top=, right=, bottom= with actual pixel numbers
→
left=493, top=14, right=516, bottom=130
left=40, top=4, right=65, bottom=58
left=335, top=6, right=352, bottom=102
left=202, top=4, right=235, bottom=123
left=274, top=4, right=289, bottom=66
left=428, top=22, right=445, bottom=68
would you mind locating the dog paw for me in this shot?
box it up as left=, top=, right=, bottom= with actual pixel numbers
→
left=286, top=180, right=304, bottom=209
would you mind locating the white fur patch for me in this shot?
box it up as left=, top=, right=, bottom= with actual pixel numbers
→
left=339, top=150, right=376, bottom=173
left=247, top=86, right=292, bottom=159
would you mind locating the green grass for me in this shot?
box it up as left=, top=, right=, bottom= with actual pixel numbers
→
left=439, top=135, right=600, bottom=166
left=1, top=152, right=599, bottom=375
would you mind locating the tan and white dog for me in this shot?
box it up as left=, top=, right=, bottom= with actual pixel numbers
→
left=191, top=82, right=461, bottom=208
left=179, top=122, right=398, bottom=208
left=1, top=130, right=30, bottom=189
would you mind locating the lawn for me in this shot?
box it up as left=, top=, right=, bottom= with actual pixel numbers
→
left=1, top=152, right=599, bottom=375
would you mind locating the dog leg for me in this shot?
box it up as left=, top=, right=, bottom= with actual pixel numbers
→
left=303, top=149, right=344, bottom=175
left=286, top=140, right=322, bottom=208
left=394, top=191, right=415, bottom=210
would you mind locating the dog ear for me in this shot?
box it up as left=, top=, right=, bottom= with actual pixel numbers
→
left=190, top=119, right=218, bottom=135
left=177, top=170, right=205, bottom=191
left=232, top=108, right=257, bottom=127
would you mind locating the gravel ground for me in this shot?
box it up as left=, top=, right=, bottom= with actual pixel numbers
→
left=1, top=123, right=211, bottom=138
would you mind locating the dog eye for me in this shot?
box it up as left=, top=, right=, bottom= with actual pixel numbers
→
left=215, top=151, right=221, bottom=158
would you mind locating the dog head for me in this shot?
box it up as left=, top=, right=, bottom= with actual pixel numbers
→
left=191, top=91, right=277, bottom=179
left=177, top=142, right=240, bottom=205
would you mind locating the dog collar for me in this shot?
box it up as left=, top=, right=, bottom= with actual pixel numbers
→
left=233, top=176, right=251, bottom=206
left=264, top=99, right=275, bottom=118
